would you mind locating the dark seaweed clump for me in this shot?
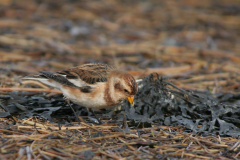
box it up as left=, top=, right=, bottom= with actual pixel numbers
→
left=125, top=73, right=240, bottom=137
left=0, top=92, right=89, bottom=123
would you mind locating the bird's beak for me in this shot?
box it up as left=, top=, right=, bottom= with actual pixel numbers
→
left=127, top=96, right=134, bottom=106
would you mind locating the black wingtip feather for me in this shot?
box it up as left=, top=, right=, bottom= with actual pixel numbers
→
left=39, top=71, right=54, bottom=77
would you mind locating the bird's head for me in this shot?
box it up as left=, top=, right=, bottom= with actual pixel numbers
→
left=112, top=71, right=138, bottom=106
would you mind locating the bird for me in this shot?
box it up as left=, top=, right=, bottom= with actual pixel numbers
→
left=22, top=63, right=138, bottom=123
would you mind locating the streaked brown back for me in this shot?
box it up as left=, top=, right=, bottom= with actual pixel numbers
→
left=57, top=63, right=115, bottom=84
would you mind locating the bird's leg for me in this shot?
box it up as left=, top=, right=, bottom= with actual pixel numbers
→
left=89, top=108, right=102, bottom=124
left=64, top=96, right=81, bottom=123
left=122, top=111, right=128, bottom=129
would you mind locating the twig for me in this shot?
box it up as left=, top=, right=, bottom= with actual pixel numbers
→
left=21, top=80, right=49, bottom=89
left=0, top=88, right=62, bottom=94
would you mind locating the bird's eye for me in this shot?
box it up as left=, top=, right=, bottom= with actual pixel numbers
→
left=124, top=89, right=129, bottom=93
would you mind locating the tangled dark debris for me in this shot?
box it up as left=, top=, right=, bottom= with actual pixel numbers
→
left=126, top=73, right=240, bottom=137
left=1, top=73, right=240, bottom=137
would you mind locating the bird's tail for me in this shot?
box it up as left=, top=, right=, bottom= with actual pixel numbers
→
left=22, top=74, right=61, bottom=89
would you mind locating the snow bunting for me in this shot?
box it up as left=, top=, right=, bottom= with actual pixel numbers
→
left=22, top=63, right=138, bottom=110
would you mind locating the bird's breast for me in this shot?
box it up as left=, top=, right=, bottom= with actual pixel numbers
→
left=60, top=84, right=111, bottom=109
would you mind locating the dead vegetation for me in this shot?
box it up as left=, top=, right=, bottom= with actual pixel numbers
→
left=1, top=118, right=240, bottom=160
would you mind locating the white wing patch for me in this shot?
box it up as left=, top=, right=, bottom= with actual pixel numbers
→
left=68, top=79, right=85, bottom=87
left=68, top=78, right=105, bottom=88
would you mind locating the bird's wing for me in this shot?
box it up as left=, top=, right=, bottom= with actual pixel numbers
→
left=57, top=63, right=115, bottom=85
left=22, top=63, right=115, bottom=92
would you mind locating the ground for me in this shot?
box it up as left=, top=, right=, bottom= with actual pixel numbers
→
left=1, top=0, right=240, bottom=159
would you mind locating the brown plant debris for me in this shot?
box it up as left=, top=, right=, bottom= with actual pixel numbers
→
left=1, top=118, right=240, bottom=160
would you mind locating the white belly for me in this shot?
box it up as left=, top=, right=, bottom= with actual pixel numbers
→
left=60, top=85, right=109, bottom=110
left=69, top=94, right=108, bottom=109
